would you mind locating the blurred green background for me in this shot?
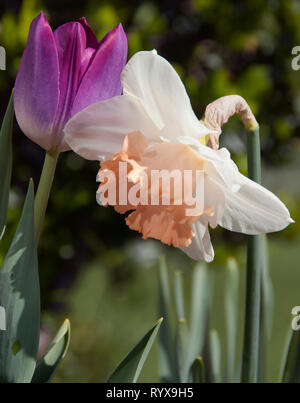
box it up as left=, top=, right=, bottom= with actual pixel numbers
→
left=0, top=0, right=299, bottom=382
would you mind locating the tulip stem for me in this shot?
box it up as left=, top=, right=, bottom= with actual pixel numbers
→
left=34, top=150, right=59, bottom=243
left=241, top=125, right=261, bottom=383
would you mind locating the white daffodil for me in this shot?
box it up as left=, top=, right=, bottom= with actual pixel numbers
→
left=64, top=50, right=293, bottom=262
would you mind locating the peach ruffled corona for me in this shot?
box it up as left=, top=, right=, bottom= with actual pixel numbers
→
left=97, top=131, right=214, bottom=247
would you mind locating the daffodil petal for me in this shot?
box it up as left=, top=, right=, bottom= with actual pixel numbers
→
left=121, top=50, right=212, bottom=139
left=64, top=94, right=160, bottom=160
left=180, top=219, right=214, bottom=262
left=177, top=134, right=293, bottom=234
left=219, top=173, right=294, bottom=234
left=204, top=175, right=225, bottom=228
left=176, top=136, right=240, bottom=192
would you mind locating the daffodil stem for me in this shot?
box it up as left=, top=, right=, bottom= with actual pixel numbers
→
left=242, top=126, right=261, bottom=383
left=34, top=150, right=59, bottom=243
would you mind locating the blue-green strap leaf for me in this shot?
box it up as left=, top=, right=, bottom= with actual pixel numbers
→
left=174, top=270, right=188, bottom=382
left=261, top=235, right=274, bottom=339
left=186, top=263, right=211, bottom=374
left=158, top=256, right=176, bottom=382
left=0, top=180, right=40, bottom=383
left=281, top=328, right=300, bottom=383
left=107, top=318, right=163, bottom=383
left=0, top=91, right=14, bottom=240
left=225, top=258, right=239, bottom=382
left=31, top=319, right=71, bottom=383
left=188, top=357, right=205, bottom=383
left=209, top=329, right=221, bottom=383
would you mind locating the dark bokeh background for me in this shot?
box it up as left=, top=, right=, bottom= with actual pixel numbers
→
left=0, top=0, right=299, bottom=382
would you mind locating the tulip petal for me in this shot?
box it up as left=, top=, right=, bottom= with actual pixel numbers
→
left=53, top=21, right=86, bottom=136
left=219, top=172, right=294, bottom=235
left=14, top=12, right=60, bottom=151
left=79, top=47, right=96, bottom=82
left=121, top=51, right=212, bottom=139
left=71, top=24, right=128, bottom=117
left=77, top=18, right=98, bottom=82
left=78, top=17, right=98, bottom=49
left=180, top=220, right=214, bottom=262
left=64, top=94, right=160, bottom=161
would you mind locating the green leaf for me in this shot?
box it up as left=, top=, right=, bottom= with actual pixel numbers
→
left=209, top=329, right=221, bottom=383
left=281, top=328, right=300, bottom=383
left=258, top=235, right=274, bottom=382
left=0, top=92, right=14, bottom=239
left=107, top=318, right=163, bottom=383
left=174, top=270, right=185, bottom=322
left=261, top=235, right=274, bottom=339
left=31, top=319, right=71, bottom=383
left=174, top=270, right=188, bottom=382
left=186, top=263, right=211, bottom=375
left=241, top=126, right=261, bottom=383
left=158, top=256, right=176, bottom=382
left=0, top=180, right=40, bottom=382
left=188, top=357, right=205, bottom=383
left=175, top=318, right=188, bottom=382
left=225, top=258, right=239, bottom=382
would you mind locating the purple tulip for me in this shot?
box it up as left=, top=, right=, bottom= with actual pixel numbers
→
left=14, top=12, right=128, bottom=152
